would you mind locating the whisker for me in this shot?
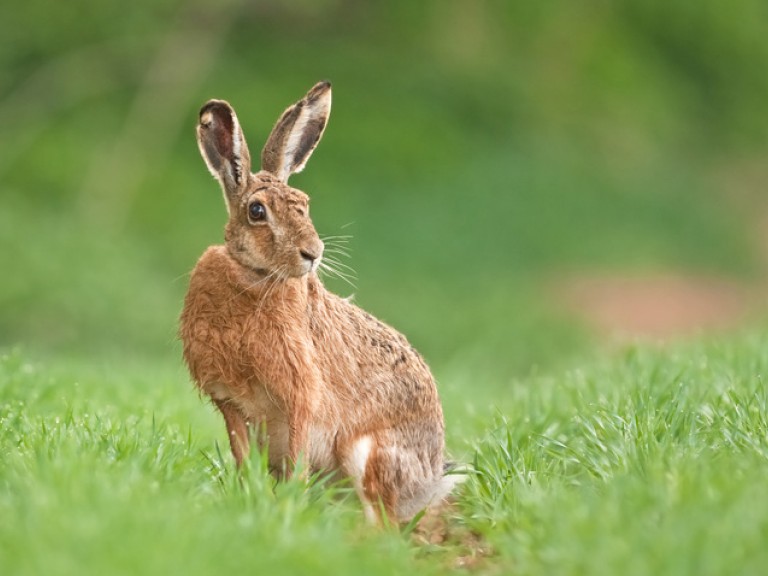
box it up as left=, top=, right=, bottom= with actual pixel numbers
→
left=323, top=242, right=351, bottom=251
left=323, top=251, right=355, bottom=265
left=325, top=247, right=353, bottom=259
left=321, top=234, right=353, bottom=240
left=319, top=261, right=357, bottom=289
left=319, top=267, right=356, bottom=289
left=321, top=235, right=353, bottom=246
left=323, top=256, right=357, bottom=277
left=253, top=264, right=285, bottom=317
left=321, top=243, right=351, bottom=250
left=172, top=270, right=193, bottom=284
left=228, top=266, right=281, bottom=303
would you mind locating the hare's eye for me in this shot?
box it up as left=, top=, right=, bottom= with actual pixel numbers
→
left=248, top=202, right=266, bottom=222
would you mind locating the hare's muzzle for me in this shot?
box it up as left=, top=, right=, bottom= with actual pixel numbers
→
left=299, top=240, right=324, bottom=273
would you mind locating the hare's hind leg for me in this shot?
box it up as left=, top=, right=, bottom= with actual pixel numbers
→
left=340, top=431, right=444, bottom=524
left=339, top=435, right=380, bottom=523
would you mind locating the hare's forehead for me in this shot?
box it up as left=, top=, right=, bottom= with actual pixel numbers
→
left=244, top=180, right=309, bottom=207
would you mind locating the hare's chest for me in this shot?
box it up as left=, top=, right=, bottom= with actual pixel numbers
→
left=206, top=382, right=335, bottom=471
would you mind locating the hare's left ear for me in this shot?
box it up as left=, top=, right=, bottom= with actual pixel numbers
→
left=261, top=81, right=332, bottom=182
left=197, top=100, right=252, bottom=211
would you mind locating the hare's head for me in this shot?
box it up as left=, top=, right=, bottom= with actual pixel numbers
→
left=196, top=82, right=331, bottom=278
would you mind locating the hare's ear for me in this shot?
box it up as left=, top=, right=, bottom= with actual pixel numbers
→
left=197, top=100, right=252, bottom=209
left=261, top=81, right=331, bottom=182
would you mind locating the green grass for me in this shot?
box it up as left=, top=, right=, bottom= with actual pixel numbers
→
left=3, top=2, right=768, bottom=573
left=464, top=338, right=768, bottom=574
left=2, top=332, right=768, bottom=575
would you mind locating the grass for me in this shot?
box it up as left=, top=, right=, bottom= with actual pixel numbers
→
left=3, top=3, right=768, bottom=573
left=0, top=350, right=426, bottom=575
left=2, top=331, right=768, bottom=575
left=464, top=338, right=768, bottom=574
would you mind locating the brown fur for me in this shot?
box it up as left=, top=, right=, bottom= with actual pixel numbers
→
left=180, top=82, right=456, bottom=522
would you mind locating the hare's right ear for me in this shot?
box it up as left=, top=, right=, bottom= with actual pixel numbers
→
left=261, top=81, right=332, bottom=182
left=197, top=100, right=252, bottom=210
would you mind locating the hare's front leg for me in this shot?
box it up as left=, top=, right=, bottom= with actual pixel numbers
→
left=285, top=399, right=313, bottom=477
left=278, top=357, right=321, bottom=476
left=214, top=399, right=250, bottom=467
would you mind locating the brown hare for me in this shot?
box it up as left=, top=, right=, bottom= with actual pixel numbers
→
left=180, top=81, right=458, bottom=523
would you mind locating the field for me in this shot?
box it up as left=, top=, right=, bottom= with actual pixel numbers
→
left=2, top=334, right=768, bottom=575
left=2, top=2, right=768, bottom=574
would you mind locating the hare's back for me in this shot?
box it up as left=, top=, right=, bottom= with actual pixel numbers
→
left=310, top=286, right=443, bottom=423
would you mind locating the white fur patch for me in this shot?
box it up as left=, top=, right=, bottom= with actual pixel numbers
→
left=344, top=435, right=377, bottom=523
left=231, top=112, right=244, bottom=184
left=346, top=435, right=372, bottom=479
left=284, top=105, right=312, bottom=177
left=281, top=90, right=331, bottom=180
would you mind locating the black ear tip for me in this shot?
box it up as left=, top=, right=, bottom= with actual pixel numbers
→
left=305, top=81, right=331, bottom=104
left=310, top=80, right=331, bottom=94
left=199, top=100, right=218, bottom=117
left=199, top=100, right=234, bottom=123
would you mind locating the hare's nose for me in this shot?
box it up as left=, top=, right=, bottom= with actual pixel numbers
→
left=299, top=239, right=324, bottom=264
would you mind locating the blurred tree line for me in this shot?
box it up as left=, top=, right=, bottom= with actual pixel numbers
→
left=1, top=0, right=767, bottom=374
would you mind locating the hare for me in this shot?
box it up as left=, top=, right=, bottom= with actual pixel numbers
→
left=180, top=81, right=458, bottom=523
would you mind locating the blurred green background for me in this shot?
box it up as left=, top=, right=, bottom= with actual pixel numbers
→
left=2, top=0, right=767, bottom=380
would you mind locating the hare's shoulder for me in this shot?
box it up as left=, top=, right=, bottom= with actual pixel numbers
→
left=182, top=246, right=255, bottom=327
left=187, top=246, right=252, bottom=297
left=190, top=245, right=233, bottom=280
left=314, top=287, right=415, bottom=356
